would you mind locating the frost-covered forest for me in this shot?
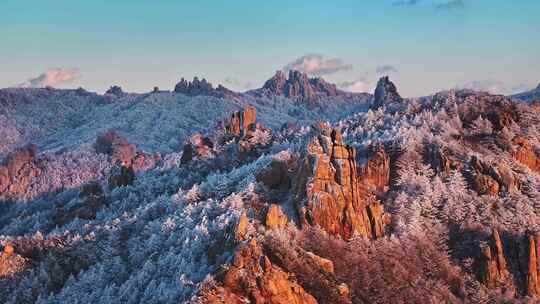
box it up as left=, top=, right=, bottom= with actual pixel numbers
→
left=1, top=76, right=540, bottom=303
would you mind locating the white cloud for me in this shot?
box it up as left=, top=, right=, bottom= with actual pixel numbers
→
left=19, top=68, right=79, bottom=88
left=283, top=54, right=353, bottom=76
left=339, top=79, right=372, bottom=93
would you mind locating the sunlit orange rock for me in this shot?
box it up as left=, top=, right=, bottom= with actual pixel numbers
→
left=479, top=230, right=509, bottom=288
left=197, top=239, right=317, bottom=304
left=295, top=123, right=387, bottom=240
left=265, top=204, right=289, bottom=230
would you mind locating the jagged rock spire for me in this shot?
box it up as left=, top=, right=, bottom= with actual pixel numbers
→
left=294, top=123, right=388, bottom=240
left=373, top=76, right=402, bottom=109
left=479, top=229, right=509, bottom=288
left=174, top=77, right=238, bottom=98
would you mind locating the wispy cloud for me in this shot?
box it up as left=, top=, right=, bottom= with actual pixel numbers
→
left=223, top=77, right=253, bottom=90
left=283, top=54, right=353, bottom=76
left=339, top=79, right=372, bottom=93
left=376, top=65, right=398, bottom=75
left=392, top=0, right=420, bottom=7
left=435, top=0, right=465, bottom=10
left=456, top=80, right=534, bottom=95
left=19, top=68, right=79, bottom=88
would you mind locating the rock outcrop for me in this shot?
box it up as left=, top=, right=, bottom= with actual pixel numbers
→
left=95, top=131, right=159, bottom=171
left=527, top=233, right=540, bottom=297
left=261, top=70, right=343, bottom=103
left=198, top=239, right=317, bottom=304
left=305, top=251, right=334, bottom=274
left=105, top=85, right=124, bottom=96
left=295, top=123, right=388, bottom=240
left=0, top=243, right=26, bottom=278
left=174, top=77, right=240, bottom=99
left=373, top=76, right=402, bottom=109
left=180, top=134, right=215, bottom=164
left=226, top=106, right=257, bottom=138
left=358, top=145, right=391, bottom=194
left=512, top=136, right=540, bottom=174
left=265, top=204, right=289, bottom=230
left=223, top=106, right=272, bottom=159
left=479, top=230, right=509, bottom=288
left=0, top=144, right=41, bottom=197
left=469, top=156, right=518, bottom=196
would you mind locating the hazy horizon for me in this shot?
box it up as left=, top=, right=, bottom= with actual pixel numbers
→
left=1, top=0, right=539, bottom=97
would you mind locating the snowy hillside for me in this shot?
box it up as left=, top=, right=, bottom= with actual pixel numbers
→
left=3, top=74, right=540, bottom=303
left=0, top=86, right=369, bottom=158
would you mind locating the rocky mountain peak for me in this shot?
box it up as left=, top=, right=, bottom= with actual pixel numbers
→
left=373, top=76, right=402, bottom=109
left=105, top=85, right=124, bottom=96
left=261, top=70, right=342, bottom=102
left=174, top=77, right=239, bottom=99
left=262, top=70, right=287, bottom=94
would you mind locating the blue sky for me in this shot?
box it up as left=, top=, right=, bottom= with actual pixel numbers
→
left=1, top=0, right=539, bottom=96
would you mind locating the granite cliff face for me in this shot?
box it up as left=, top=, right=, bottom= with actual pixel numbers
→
left=294, top=123, right=388, bottom=240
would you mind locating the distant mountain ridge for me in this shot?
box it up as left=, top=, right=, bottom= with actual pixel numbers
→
left=511, top=83, right=540, bottom=102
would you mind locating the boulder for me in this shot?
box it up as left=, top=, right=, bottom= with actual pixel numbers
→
left=295, top=124, right=387, bottom=240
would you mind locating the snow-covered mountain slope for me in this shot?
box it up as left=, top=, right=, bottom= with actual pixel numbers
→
left=3, top=75, right=540, bottom=303
left=0, top=86, right=369, bottom=158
